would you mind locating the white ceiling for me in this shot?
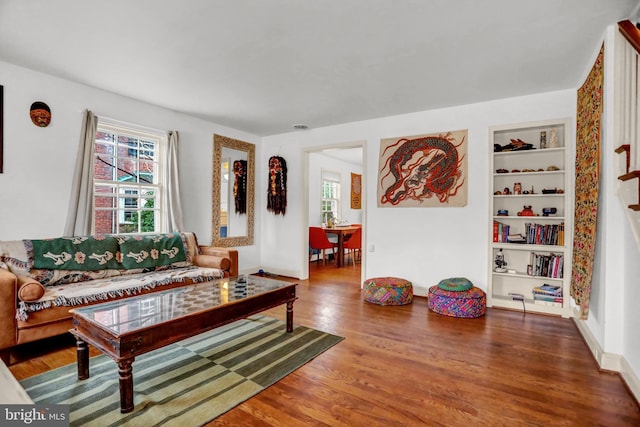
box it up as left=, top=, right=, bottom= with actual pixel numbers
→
left=0, top=0, right=638, bottom=136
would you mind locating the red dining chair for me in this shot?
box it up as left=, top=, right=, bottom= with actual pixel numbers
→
left=309, top=227, right=338, bottom=266
left=343, top=227, right=362, bottom=266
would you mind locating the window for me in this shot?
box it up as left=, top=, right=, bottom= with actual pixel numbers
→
left=321, top=171, right=341, bottom=224
left=93, top=121, right=165, bottom=234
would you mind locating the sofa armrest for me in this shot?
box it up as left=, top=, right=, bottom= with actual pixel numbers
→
left=0, top=269, right=17, bottom=351
left=198, top=246, right=238, bottom=277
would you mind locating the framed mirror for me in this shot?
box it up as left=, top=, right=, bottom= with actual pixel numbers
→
left=212, top=134, right=255, bottom=246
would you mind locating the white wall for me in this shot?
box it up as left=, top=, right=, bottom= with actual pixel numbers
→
left=261, top=90, right=577, bottom=294
left=0, top=60, right=261, bottom=268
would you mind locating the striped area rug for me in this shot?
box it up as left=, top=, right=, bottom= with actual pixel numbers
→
left=20, top=315, right=343, bottom=426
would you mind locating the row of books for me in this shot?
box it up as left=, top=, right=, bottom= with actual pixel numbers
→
left=524, top=222, right=564, bottom=246
left=530, top=252, right=564, bottom=278
left=532, top=284, right=563, bottom=307
left=493, top=221, right=564, bottom=246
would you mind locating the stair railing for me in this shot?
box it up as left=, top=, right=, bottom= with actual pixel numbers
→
left=614, top=21, right=640, bottom=243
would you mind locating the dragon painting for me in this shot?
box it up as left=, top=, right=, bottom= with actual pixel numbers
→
left=378, top=131, right=467, bottom=207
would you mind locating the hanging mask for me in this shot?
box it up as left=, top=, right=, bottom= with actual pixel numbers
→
left=30, top=102, right=51, bottom=127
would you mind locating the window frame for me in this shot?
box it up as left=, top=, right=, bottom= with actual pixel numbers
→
left=92, top=119, right=166, bottom=235
left=321, top=170, right=341, bottom=224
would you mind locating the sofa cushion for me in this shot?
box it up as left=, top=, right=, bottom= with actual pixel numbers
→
left=117, top=233, right=188, bottom=270
left=17, top=276, right=45, bottom=302
left=192, top=254, right=230, bottom=271
left=30, top=236, right=120, bottom=270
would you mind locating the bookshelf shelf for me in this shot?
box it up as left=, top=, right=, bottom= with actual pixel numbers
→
left=492, top=271, right=564, bottom=282
left=491, top=295, right=566, bottom=315
left=488, top=118, right=573, bottom=318
left=493, top=216, right=566, bottom=222
left=492, top=243, right=563, bottom=251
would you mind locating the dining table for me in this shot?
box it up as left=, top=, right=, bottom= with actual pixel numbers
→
left=322, top=225, right=360, bottom=267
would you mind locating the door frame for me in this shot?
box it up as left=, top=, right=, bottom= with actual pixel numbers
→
left=302, top=141, right=367, bottom=283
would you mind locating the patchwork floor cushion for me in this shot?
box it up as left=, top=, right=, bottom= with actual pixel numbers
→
left=363, top=277, right=413, bottom=306
left=437, top=277, right=473, bottom=292
left=428, top=281, right=486, bottom=318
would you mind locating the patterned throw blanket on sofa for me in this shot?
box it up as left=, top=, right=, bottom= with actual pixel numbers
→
left=16, top=266, right=224, bottom=321
left=0, top=232, right=226, bottom=321
left=30, top=233, right=188, bottom=271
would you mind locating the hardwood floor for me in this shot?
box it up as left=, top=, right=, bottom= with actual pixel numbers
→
left=9, top=262, right=640, bottom=426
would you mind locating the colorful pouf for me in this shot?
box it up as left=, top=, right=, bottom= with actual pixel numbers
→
left=428, top=285, right=486, bottom=318
left=363, top=277, right=413, bottom=306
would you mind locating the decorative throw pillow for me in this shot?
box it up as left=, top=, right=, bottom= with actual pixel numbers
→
left=17, top=276, right=45, bottom=302
left=192, top=254, right=230, bottom=271
left=118, top=233, right=187, bottom=270
left=437, top=277, right=473, bottom=292
left=30, top=236, right=121, bottom=271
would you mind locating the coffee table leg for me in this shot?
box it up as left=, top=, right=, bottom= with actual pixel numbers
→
left=76, top=338, right=89, bottom=380
left=118, top=359, right=135, bottom=413
left=286, top=300, right=294, bottom=333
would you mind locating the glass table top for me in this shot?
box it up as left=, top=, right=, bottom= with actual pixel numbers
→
left=70, top=275, right=295, bottom=335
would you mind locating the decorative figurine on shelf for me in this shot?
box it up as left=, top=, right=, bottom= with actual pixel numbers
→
left=517, top=205, right=534, bottom=216
left=540, top=131, right=547, bottom=149
left=503, top=187, right=511, bottom=195
left=513, top=182, right=522, bottom=195
left=494, top=249, right=507, bottom=273
left=549, top=128, right=559, bottom=148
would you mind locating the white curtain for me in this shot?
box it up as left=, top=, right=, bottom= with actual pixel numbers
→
left=164, top=130, right=184, bottom=232
left=64, top=110, right=98, bottom=236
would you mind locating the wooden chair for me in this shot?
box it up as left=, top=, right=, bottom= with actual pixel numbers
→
left=309, top=227, right=338, bottom=265
left=343, top=227, right=362, bottom=266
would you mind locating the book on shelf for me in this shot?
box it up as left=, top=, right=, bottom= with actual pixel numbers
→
left=533, top=299, right=563, bottom=307
left=539, top=283, right=561, bottom=292
left=533, top=294, right=563, bottom=303
left=532, top=283, right=563, bottom=297
left=493, top=221, right=510, bottom=243
left=529, top=253, right=564, bottom=278
left=507, top=234, right=526, bottom=243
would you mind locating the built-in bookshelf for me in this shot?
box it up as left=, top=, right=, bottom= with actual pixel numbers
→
left=488, top=118, right=573, bottom=317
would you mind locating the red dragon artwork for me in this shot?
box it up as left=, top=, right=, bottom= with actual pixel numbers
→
left=378, top=130, right=467, bottom=207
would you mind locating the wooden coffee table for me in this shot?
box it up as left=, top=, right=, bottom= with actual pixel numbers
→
left=69, top=275, right=297, bottom=413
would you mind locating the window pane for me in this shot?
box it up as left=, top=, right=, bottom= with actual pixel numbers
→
left=94, top=185, right=116, bottom=209
left=119, top=222, right=138, bottom=234
left=139, top=209, right=156, bottom=232
left=95, top=131, right=115, bottom=144
left=94, top=154, right=115, bottom=181
left=95, top=210, right=117, bottom=234
left=138, top=161, right=155, bottom=183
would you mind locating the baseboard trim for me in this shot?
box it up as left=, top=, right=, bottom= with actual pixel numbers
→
left=414, top=285, right=428, bottom=297
left=572, top=312, right=640, bottom=404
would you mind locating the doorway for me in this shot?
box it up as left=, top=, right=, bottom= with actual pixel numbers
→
left=303, top=143, right=366, bottom=283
